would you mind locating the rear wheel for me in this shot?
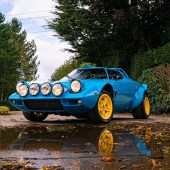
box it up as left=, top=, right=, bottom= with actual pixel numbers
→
left=132, top=94, right=150, bottom=119
left=22, top=111, right=48, bottom=121
left=88, top=90, right=113, bottom=124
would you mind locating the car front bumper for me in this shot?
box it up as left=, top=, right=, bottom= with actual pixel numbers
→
left=9, top=92, right=99, bottom=115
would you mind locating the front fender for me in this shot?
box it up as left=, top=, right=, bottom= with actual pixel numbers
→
left=132, top=87, right=146, bottom=109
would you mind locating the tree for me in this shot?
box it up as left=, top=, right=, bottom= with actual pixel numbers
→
left=9, top=18, right=40, bottom=81
left=51, top=57, right=78, bottom=80
left=49, top=0, right=170, bottom=74
left=130, top=0, right=170, bottom=50
left=51, top=57, right=96, bottom=80
left=0, top=13, right=39, bottom=100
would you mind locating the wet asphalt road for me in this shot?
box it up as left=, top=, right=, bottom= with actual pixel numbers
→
left=0, top=112, right=170, bottom=170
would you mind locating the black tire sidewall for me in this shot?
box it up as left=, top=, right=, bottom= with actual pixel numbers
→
left=22, top=111, right=48, bottom=121
left=132, top=93, right=150, bottom=119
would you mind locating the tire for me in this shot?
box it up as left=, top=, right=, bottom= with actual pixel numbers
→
left=22, top=111, right=48, bottom=121
left=74, top=114, right=87, bottom=118
left=88, top=90, right=114, bottom=124
left=132, top=94, right=151, bottom=119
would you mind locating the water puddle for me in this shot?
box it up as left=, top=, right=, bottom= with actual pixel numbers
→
left=0, top=124, right=169, bottom=169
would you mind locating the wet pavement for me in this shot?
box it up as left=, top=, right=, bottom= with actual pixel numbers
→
left=0, top=122, right=170, bottom=170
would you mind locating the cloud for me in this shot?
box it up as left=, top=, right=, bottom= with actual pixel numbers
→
left=27, top=33, right=71, bottom=81
left=0, top=0, right=11, bottom=5
left=6, top=0, right=56, bottom=26
left=1, top=0, right=71, bottom=80
left=7, top=0, right=55, bottom=15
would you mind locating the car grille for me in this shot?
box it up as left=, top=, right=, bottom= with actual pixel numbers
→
left=24, top=99, right=63, bottom=110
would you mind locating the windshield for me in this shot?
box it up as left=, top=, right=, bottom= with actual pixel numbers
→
left=60, top=68, right=107, bottom=81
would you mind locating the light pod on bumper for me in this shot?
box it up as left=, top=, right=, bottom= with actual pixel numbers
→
left=41, top=82, right=51, bottom=95
left=52, top=83, right=63, bottom=96
left=29, top=83, right=39, bottom=96
left=19, top=84, right=28, bottom=96
left=71, top=80, right=81, bottom=93
left=16, top=82, right=23, bottom=93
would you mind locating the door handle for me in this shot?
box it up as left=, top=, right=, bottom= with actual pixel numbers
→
left=129, top=83, right=132, bottom=87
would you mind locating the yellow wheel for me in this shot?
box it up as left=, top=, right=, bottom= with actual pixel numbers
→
left=98, top=129, right=114, bottom=156
left=144, top=96, right=150, bottom=116
left=98, top=94, right=113, bottom=120
left=132, top=94, right=150, bottom=119
left=88, top=90, right=114, bottom=123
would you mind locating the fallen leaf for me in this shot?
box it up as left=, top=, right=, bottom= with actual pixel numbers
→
left=151, top=159, right=157, bottom=167
left=101, top=156, right=115, bottom=162
left=132, top=164, right=139, bottom=168
left=120, top=165, right=126, bottom=169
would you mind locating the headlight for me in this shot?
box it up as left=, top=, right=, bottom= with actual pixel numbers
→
left=71, top=80, right=81, bottom=92
left=16, top=82, right=23, bottom=93
left=30, top=83, right=39, bottom=96
left=52, top=83, right=63, bottom=96
left=41, top=83, right=51, bottom=95
left=19, top=84, right=28, bottom=96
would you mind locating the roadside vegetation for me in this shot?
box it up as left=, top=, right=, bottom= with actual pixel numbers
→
left=0, top=1, right=170, bottom=113
left=138, top=64, right=170, bottom=114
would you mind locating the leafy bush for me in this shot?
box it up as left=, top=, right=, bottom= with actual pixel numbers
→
left=0, top=106, right=9, bottom=115
left=138, top=64, right=170, bottom=114
left=131, top=42, right=170, bottom=79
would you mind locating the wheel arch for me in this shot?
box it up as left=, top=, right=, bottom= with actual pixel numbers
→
left=101, top=84, right=114, bottom=98
left=132, top=87, right=148, bottom=109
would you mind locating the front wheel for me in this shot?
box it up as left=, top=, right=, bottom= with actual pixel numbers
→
left=132, top=94, right=151, bottom=119
left=88, top=90, right=114, bottom=124
left=22, top=111, right=48, bottom=121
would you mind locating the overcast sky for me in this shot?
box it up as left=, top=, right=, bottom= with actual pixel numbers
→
left=0, top=0, right=71, bottom=81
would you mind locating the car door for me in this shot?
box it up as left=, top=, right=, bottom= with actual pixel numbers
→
left=107, top=69, right=134, bottom=112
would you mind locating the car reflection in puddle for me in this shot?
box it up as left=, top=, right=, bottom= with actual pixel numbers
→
left=0, top=125, right=152, bottom=169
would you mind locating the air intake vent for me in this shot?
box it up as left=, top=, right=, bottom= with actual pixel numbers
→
left=24, top=99, right=63, bottom=110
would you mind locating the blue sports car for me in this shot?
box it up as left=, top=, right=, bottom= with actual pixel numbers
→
left=9, top=66, right=151, bottom=124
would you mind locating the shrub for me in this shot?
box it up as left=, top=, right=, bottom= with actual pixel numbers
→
left=131, top=42, right=170, bottom=79
left=138, top=64, right=170, bottom=114
left=0, top=106, right=10, bottom=115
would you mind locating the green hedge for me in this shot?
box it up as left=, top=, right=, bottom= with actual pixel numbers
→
left=138, top=64, right=170, bottom=114
left=131, top=42, right=170, bottom=79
